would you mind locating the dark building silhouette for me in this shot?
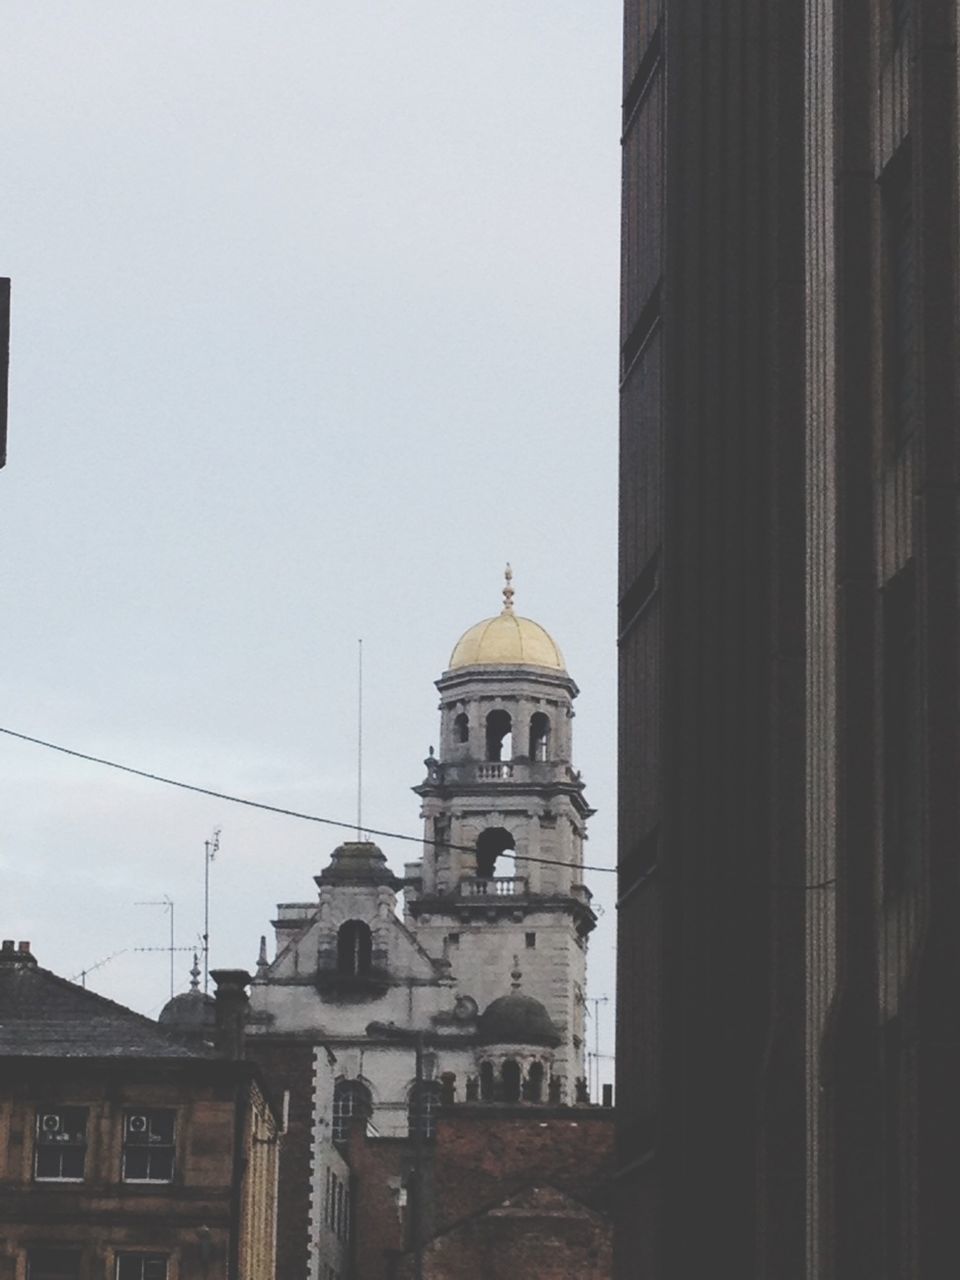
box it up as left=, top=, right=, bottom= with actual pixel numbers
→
left=617, top=2, right=960, bottom=1277
left=1, top=277, right=9, bottom=470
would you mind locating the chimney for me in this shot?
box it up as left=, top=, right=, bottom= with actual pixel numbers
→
left=0, top=939, right=37, bottom=965
left=602, top=1083, right=613, bottom=1108
left=209, top=969, right=251, bottom=1060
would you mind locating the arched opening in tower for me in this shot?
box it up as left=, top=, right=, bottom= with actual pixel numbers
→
left=479, top=1061, right=494, bottom=1101
left=502, top=1059, right=521, bottom=1103
left=526, top=1060, right=545, bottom=1102
left=529, top=712, right=551, bottom=761
left=476, top=827, right=515, bottom=879
left=485, top=709, right=513, bottom=762
left=337, top=920, right=373, bottom=976
left=454, top=712, right=469, bottom=743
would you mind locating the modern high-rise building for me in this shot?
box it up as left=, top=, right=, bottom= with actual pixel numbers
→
left=616, top=3, right=960, bottom=1277
left=1, top=277, right=10, bottom=470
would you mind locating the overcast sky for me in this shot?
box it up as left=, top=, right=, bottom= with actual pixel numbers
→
left=0, top=3, right=621, bottom=1092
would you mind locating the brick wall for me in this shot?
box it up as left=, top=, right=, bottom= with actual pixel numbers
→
left=348, top=1104, right=614, bottom=1280
left=431, top=1105, right=615, bottom=1231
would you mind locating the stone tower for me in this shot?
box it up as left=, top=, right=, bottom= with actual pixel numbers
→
left=405, top=567, right=596, bottom=1090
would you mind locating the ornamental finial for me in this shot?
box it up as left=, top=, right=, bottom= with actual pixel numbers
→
left=510, top=956, right=522, bottom=990
left=502, top=563, right=515, bottom=613
left=189, top=952, right=201, bottom=992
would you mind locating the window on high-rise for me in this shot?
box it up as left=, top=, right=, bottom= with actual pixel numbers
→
left=891, top=0, right=910, bottom=42
left=883, top=564, right=920, bottom=894
left=883, top=146, right=915, bottom=450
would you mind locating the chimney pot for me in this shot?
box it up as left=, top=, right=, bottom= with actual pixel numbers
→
left=17, top=941, right=30, bottom=953
left=210, top=969, right=252, bottom=1060
left=2, top=940, right=14, bottom=952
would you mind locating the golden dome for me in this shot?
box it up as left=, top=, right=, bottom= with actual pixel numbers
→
left=448, top=568, right=565, bottom=671
left=448, top=611, right=566, bottom=672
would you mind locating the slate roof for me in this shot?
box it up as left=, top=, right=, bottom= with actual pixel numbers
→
left=0, top=952, right=213, bottom=1059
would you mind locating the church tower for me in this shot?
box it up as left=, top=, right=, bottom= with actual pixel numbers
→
left=405, top=567, right=596, bottom=1090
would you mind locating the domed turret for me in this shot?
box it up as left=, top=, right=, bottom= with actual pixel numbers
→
left=407, top=568, right=595, bottom=1101
left=479, top=992, right=562, bottom=1048
left=448, top=564, right=565, bottom=672
left=158, top=955, right=215, bottom=1046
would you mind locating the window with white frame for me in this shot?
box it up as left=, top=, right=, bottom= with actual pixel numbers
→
left=116, top=1256, right=167, bottom=1280
left=34, top=1107, right=88, bottom=1181
left=407, top=1081, right=441, bottom=1141
left=121, top=1110, right=175, bottom=1182
left=331, top=1081, right=371, bottom=1144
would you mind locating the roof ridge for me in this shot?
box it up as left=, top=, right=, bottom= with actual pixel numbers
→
left=0, top=963, right=215, bottom=1059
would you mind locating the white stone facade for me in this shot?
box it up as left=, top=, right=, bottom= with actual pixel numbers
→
left=247, top=600, right=596, bottom=1272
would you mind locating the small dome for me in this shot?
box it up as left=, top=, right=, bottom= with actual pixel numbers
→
left=158, top=989, right=216, bottom=1040
left=315, top=841, right=401, bottom=889
left=478, top=993, right=562, bottom=1048
left=449, top=613, right=565, bottom=673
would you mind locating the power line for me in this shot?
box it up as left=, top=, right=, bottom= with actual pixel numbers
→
left=0, top=725, right=616, bottom=875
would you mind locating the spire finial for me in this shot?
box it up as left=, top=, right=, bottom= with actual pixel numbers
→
left=189, top=952, right=200, bottom=992
left=510, top=956, right=522, bottom=990
left=502, top=563, right=515, bottom=614
left=256, top=935, right=268, bottom=976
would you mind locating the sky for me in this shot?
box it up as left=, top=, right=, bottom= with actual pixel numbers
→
left=0, top=3, right=622, bottom=1094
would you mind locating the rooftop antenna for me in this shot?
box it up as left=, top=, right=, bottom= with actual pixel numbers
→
left=203, top=828, right=220, bottom=994
left=135, top=895, right=175, bottom=998
left=356, top=637, right=363, bottom=840
left=71, top=948, right=128, bottom=989
left=586, top=995, right=610, bottom=1103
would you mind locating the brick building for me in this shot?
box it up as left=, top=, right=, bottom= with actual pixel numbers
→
left=0, top=942, right=280, bottom=1280
left=617, top=1, right=960, bottom=1277
left=348, top=1104, right=614, bottom=1280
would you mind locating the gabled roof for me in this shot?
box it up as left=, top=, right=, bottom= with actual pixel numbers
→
left=0, top=954, right=213, bottom=1059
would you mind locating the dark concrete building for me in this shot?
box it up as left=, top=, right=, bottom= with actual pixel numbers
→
left=617, top=2, right=960, bottom=1278
left=1, top=277, right=9, bottom=471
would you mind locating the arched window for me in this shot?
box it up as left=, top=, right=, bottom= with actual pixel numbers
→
left=476, top=827, right=515, bottom=880
left=453, top=712, right=469, bottom=744
left=332, top=1080, right=371, bottom=1143
left=337, top=921, right=372, bottom=976
left=502, top=1059, right=521, bottom=1103
left=527, top=1061, right=544, bottom=1103
left=407, top=1081, right=442, bottom=1140
left=485, top=710, right=512, bottom=762
left=529, top=712, right=550, bottom=762
left=479, top=1061, right=494, bottom=1102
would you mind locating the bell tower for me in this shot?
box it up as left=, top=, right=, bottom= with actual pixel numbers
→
left=405, top=567, right=596, bottom=1094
